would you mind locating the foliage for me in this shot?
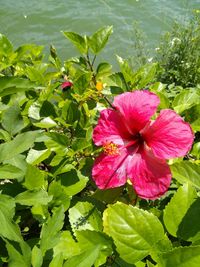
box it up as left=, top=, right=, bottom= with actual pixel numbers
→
left=0, top=23, right=199, bottom=267
left=155, top=12, right=200, bottom=88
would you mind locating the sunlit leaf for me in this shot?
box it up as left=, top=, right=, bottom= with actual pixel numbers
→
left=62, top=31, right=87, bottom=54
left=103, top=202, right=165, bottom=264
left=0, top=164, right=25, bottom=179
left=170, top=161, right=200, bottom=189
left=69, top=201, right=102, bottom=234
left=158, top=246, right=200, bottom=267
left=40, top=206, right=65, bottom=255
left=0, top=131, right=40, bottom=162
left=89, top=26, right=113, bottom=54
left=15, top=189, right=52, bottom=206
left=172, top=90, right=200, bottom=114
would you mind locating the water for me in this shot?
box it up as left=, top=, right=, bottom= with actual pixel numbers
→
left=0, top=0, right=199, bottom=66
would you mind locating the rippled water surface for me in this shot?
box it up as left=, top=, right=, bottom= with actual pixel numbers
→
left=0, top=0, right=199, bottom=65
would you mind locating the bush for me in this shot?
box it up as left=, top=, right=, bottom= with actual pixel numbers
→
left=156, top=12, right=200, bottom=87
left=0, top=24, right=199, bottom=267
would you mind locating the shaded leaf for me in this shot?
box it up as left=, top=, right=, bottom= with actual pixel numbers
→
left=163, top=183, right=197, bottom=239
left=2, top=103, right=25, bottom=135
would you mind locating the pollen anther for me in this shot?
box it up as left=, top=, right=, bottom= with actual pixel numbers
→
left=103, top=142, right=120, bottom=155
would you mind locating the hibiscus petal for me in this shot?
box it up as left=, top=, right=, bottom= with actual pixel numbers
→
left=142, top=109, right=194, bottom=159
left=127, top=147, right=171, bottom=200
left=93, top=108, right=131, bottom=146
left=113, top=91, right=160, bottom=134
left=92, top=152, right=129, bottom=189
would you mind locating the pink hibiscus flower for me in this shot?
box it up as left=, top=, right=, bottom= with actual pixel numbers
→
left=61, top=81, right=73, bottom=91
left=92, top=90, right=194, bottom=200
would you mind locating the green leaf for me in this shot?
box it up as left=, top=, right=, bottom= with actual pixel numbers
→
left=156, top=92, right=170, bottom=109
left=48, top=182, right=71, bottom=211
left=62, top=31, right=87, bottom=54
left=24, top=164, right=46, bottom=190
left=40, top=206, right=65, bottom=255
left=49, top=253, right=63, bottom=267
left=104, top=72, right=127, bottom=92
left=63, top=246, right=100, bottom=267
left=28, top=102, right=41, bottom=120
left=69, top=201, right=102, bottom=234
left=184, top=104, right=200, bottom=131
left=132, top=63, right=158, bottom=89
left=172, top=90, right=200, bottom=114
left=191, top=142, right=200, bottom=159
left=25, top=65, right=46, bottom=84
left=4, top=154, right=27, bottom=173
left=0, top=194, right=15, bottom=218
left=31, top=246, right=43, bottom=267
left=0, top=77, right=35, bottom=97
left=93, top=187, right=124, bottom=204
left=76, top=230, right=113, bottom=267
left=170, top=161, right=200, bottom=189
left=164, top=183, right=200, bottom=242
left=0, top=33, right=13, bottom=55
left=147, top=261, right=156, bottom=267
left=2, top=102, right=25, bottom=135
left=54, top=231, right=80, bottom=259
left=158, top=246, right=200, bottom=267
left=60, top=169, right=88, bottom=196
left=33, top=117, right=57, bottom=128
left=61, top=100, right=80, bottom=124
left=103, top=202, right=165, bottom=264
left=6, top=240, right=31, bottom=267
left=0, top=131, right=39, bottom=162
left=0, top=164, right=25, bottom=179
left=89, top=26, right=113, bottom=54
left=71, top=137, right=91, bottom=151
left=15, top=189, right=52, bottom=206
left=163, top=183, right=197, bottom=238
left=26, top=148, right=51, bottom=165
left=96, top=62, right=112, bottom=79
left=31, top=204, right=48, bottom=223
left=73, top=71, right=92, bottom=95
left=45, top=132, right=69, bottom=154
left=0, top=129, right=11, bottom=141
left=116, top=55, right=134, bottom=83
left=177, top=197, right=200, bottom=242
left=0, top=195, right=22, bottom=242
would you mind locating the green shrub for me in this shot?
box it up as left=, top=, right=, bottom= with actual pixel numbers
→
left=156, top=12, right=200, bottom=87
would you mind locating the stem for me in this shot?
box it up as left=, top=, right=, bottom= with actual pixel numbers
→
left=103, top=95, right=115, bottom=109
left=91, top=55, right=96, bottom=67
left=86, top=52, right=94, bottom=72
left=86, top=52, right=96, bottom=84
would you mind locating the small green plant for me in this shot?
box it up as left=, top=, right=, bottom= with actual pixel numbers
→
left=156, top=12, right=200, bottom=87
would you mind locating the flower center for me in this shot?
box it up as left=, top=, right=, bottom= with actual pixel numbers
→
left=103, top=142, right=120, bottom=155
